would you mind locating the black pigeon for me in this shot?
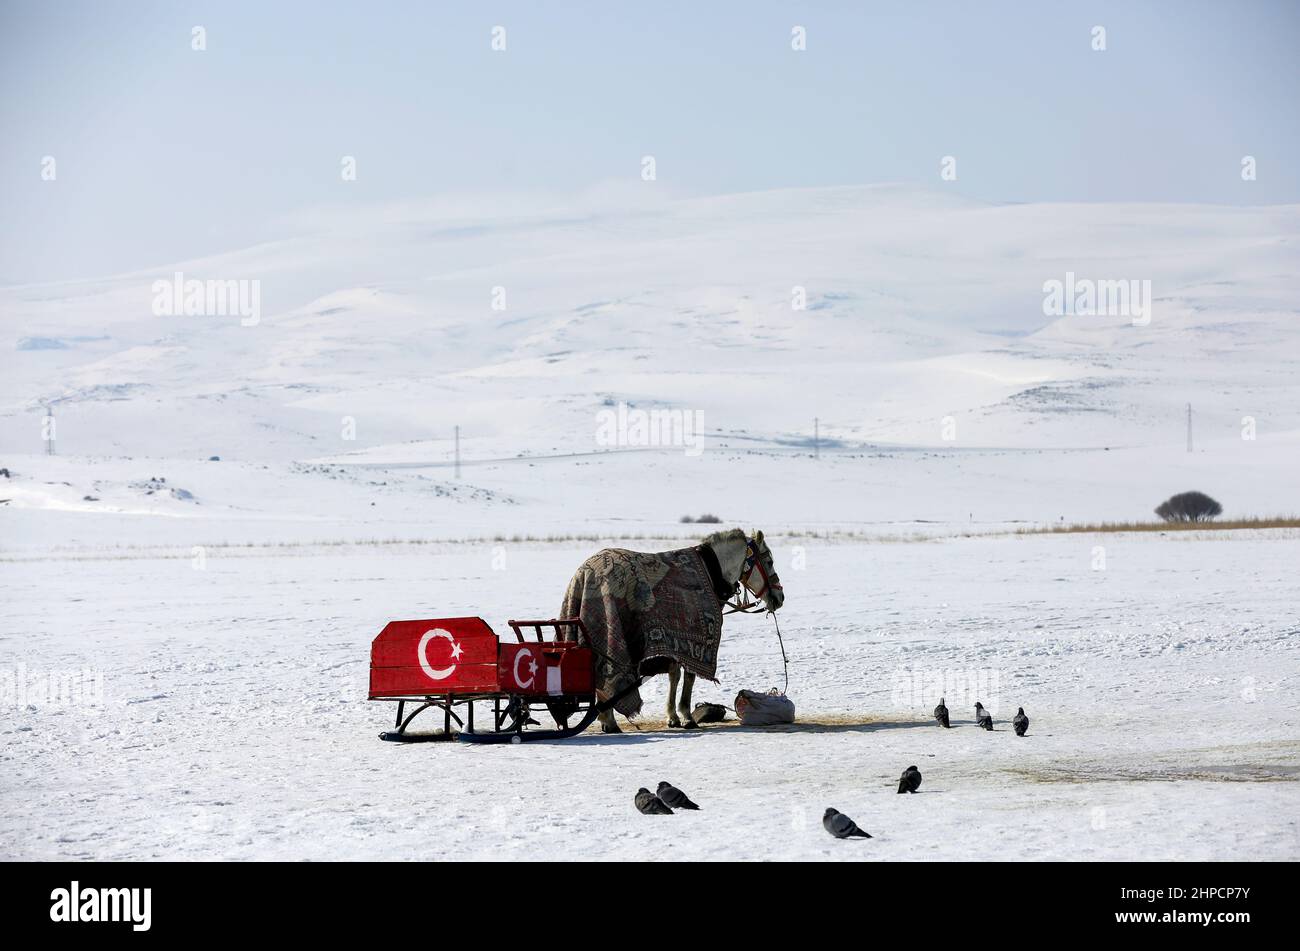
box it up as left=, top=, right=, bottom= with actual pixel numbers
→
left=823, top=807, right=872, bottom=839
left=897, top=765, right=922, bottom=794
left=1013, top=707, right=1029, bottom=737
left=634, top=788, right=673, bottom=815
left=656, top=781, right=700, bottom=810
left=975, top=701, right=994, bottom=731
left=934, top=697, right=950, bottom=728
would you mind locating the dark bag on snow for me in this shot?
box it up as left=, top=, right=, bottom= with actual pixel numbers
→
left=734, top=689, right=795, bottom=726
left=691, top=702, right=727, bottom=724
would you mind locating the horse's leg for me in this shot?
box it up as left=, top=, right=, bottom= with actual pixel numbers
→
left=666, top=665, right=682, bottom=727
left=597, top=709, right=621, bottom=734
left=678, top=671, right=698, bottom=729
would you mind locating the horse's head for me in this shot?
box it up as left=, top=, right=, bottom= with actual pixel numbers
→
left=740, top=530, right=784, bottom=612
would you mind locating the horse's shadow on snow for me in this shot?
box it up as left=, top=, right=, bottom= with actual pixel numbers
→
left=553, top=719, right=933, bottom=745
left=708, top=720, right=934, bottom=736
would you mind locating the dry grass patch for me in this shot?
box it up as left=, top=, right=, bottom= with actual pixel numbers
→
left=1015, top=516, right=1300, bottom=535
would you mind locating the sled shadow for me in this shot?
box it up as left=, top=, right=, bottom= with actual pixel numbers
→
left=533, top=731, right=679, bottom=747
left=425, top=716, right=945, bottom=746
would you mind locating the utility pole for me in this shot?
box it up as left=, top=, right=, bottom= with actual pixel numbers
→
left=813, top=417, right=819, bottom=460
left=1186, top=403, right=1193, bottom=453
left=454, top=425, right=461, bottom=478
left=45, top=403, right=55, bottom=456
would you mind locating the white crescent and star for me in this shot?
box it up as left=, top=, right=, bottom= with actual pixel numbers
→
left=418, top=628, right=463, bottom=681
left=512, top=648, right=539, bottom=689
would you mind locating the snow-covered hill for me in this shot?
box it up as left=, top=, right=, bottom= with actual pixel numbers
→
left=4, top=185, right=1298, bottom=473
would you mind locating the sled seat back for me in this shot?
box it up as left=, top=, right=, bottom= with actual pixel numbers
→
left=498, top=618, right=595, bottom=697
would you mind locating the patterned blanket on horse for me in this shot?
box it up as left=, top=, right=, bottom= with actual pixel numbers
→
left=559, top=545, right=724, bottom=717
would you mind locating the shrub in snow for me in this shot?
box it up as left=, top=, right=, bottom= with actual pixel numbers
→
left=1155, top=491, right=1223, bottom=523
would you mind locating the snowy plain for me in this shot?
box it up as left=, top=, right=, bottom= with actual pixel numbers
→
left=2, top=185, right=1298, bottom=860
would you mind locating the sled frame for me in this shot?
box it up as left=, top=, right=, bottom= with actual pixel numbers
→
left=377, top=691, right=602, bottom=743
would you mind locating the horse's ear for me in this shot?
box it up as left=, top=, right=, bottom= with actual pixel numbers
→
left=755, top=529, right=764, bottom=543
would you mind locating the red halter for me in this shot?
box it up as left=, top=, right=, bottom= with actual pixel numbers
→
left=736, top=537, right=782, bottom=608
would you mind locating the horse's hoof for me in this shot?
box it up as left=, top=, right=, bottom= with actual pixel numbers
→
left=600, top=722, right=622, bottom=735
left=681, top=719, right=699, bottom=730
left=667, top=720, right=682, bottom=729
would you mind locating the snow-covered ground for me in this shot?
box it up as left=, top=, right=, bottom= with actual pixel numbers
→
left=2, top=185, right=1298, bottom=859
left=3, top=525, right=1297, bottom=860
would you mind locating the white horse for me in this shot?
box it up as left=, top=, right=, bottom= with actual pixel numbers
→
left=597, top=528, right=785, bottom=733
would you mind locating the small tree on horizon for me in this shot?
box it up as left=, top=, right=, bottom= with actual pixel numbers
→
left=1155, top=491, right=1223, bottom=523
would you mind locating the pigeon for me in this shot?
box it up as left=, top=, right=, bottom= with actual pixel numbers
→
left=634, top=788, right=673, bottom=815
left=1013, top=707, right=1029, bottom=737
left=897, top=765, right=922, bottom=794
left=975, top=701, right=994, bottom=731
left=656, top=781, right=700, bottom=810
left=822, top=807, right=872, bottom=839
left=934, top=697, right=950, bottom=728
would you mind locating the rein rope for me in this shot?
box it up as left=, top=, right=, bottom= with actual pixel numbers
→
left=769, top=608, right=789, bottom=694
left=722, top=537, right=790, bottom=694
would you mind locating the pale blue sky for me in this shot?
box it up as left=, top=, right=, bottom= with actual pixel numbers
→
left=2, top=0, right=1297, bottom=283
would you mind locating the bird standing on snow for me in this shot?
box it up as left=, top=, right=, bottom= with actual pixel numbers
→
left=897, top=765, right=922, bottom=794
left=1013, top=707, right=1029, bottom=736
left=934, top=697, right=950, bottom=728
left=975, top=702, right=993, bottom=731
left=656, top=781, right=699, bottom=810
left=823, top=808, right=872, bottom=839
left=634, top=788, right=673, bottom=814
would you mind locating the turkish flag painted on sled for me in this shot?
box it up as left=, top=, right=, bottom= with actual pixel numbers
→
left=368, top=617, right=499, bottom=698
left=498, top=642, right=594, bottom=696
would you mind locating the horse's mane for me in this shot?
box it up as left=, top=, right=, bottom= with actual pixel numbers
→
left=699, top=527, right=746, bottom=547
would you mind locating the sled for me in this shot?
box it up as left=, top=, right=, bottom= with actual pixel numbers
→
left=368, top=616, right=608, bottom=743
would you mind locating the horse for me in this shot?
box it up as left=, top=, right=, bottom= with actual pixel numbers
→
left=662, top=528, right=784, bottom=731
left=558, top=528, right=784, bottom=734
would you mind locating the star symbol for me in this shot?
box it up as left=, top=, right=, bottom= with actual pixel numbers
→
left=525, top=658, right=538, bottom=679
left=450, top=641, right=463, bottom=660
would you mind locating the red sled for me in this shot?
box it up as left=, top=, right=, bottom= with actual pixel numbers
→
left=368, top=617, right=600, bottom=743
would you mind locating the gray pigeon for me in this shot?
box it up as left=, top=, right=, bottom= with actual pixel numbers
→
left=656, top=781, right=699, bottom=810
left=934, top=697, right=950, bottom=728
left=823, top=807, right=872, bottom=839
left=634, top=787, right=673, bottom=815
left=897, top=765, right=922, bottom=794
left=975, top=701, right=994, bottom=731
left=1013, top=707, right=1029, bottom=737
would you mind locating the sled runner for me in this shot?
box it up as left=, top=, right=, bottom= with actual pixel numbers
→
left=368, top=616, right=612, bottom=743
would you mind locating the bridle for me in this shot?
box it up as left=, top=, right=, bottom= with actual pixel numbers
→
left=725, top=536, right=783, bottom=616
